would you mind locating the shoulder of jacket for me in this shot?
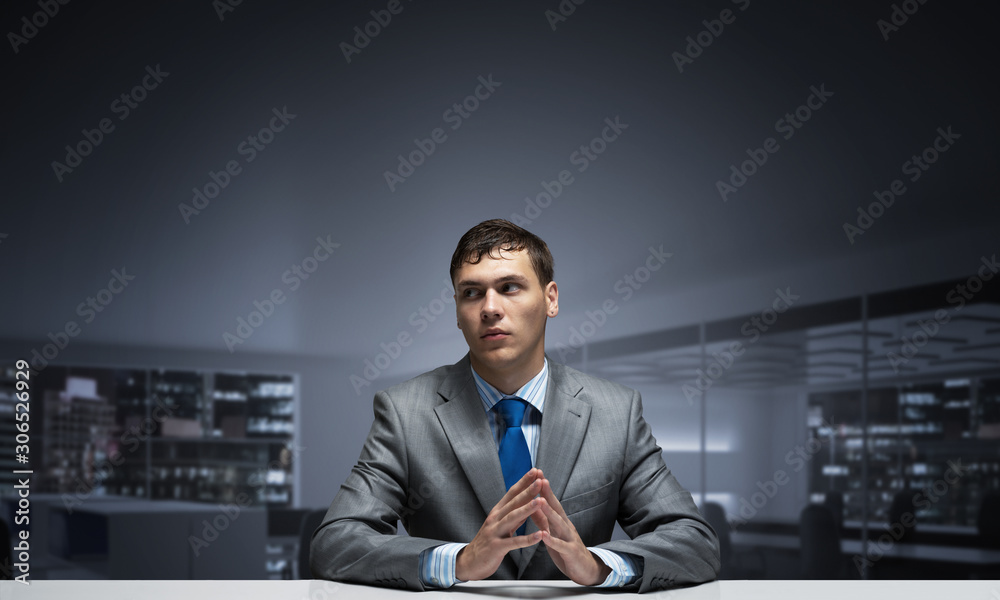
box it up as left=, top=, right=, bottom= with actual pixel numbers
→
left=548, top=359, right=638, bottom=405
left=377, top=360, right=466, bottom=407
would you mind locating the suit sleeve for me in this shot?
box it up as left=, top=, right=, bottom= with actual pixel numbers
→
left=594, top=390, right=721, bottom=592
left=310, top=389, right=444, bottom=590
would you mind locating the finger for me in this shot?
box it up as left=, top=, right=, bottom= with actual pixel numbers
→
left=498, top=468, right=541, bottom=509
left=499, top=476, right=542, bottom=516
left=538, top=479, right=569, bottom=519
left=539, top=496, right=583, bottom=544
left=504, top=530, right=544, bottom=551
left=529, top=504, right=550, bottom=533
left=536, top=497, right=568, bottom=537
left=540, top=530, right=573, bottom=554
left=499, top=496, right=541, bottom=533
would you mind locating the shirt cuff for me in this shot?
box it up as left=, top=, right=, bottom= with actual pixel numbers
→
left=588, top=547, right=642, bottom=588
left=418, top=543, right=468, bottom=588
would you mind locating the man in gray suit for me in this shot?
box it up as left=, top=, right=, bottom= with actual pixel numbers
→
left=311, top=219, right=720, bottom=592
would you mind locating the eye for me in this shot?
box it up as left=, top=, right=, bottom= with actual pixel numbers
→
left=501, top=282, right=521, bottom=293
left=462, top=288, right=480, bottom=298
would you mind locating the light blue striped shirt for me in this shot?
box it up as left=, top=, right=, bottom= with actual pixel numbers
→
left=418, top=359, right=641, bottom=588
left=473, top=357, right=547, bottom=464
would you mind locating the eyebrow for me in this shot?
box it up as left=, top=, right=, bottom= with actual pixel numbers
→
left=456, top=274, right=531, bottom=288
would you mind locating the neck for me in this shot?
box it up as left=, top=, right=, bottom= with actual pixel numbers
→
left=471, top=354, right=545, bottom=396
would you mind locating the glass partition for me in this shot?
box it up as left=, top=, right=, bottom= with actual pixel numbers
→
left=557, top=275, right=1000, bottom=579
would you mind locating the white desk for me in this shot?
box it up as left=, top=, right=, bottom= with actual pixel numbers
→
left=2, top=580, right=999, bottom=599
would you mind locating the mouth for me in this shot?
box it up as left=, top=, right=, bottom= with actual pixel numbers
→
left=481, top=329, right=509, bottom=341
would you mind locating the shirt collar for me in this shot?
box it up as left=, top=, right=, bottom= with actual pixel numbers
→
left=471, top=358, right=548, bottom=415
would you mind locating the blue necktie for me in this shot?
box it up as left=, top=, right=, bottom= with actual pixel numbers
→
left=495, top=398, right=532, bottom=535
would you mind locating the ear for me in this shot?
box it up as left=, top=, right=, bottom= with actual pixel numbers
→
left=545, top=281, right=559, bottom=317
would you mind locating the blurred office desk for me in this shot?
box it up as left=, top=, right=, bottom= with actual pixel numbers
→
left=21, top=498, right=266, bottom=580
left=731, top=531, right=1000, bottom=565
left=1, top=494, right=132, bottom=561
left=3, top=580, right=1000, bottom=599
left=72, top=500, right=266, bottom=579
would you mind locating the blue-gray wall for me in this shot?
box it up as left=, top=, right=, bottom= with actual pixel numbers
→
left=2, top=0, right=997, bottom=534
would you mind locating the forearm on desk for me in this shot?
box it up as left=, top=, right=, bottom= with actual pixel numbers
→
left=588, top=547, right=641, bottom=587
left=595, top=392, right=720, bottom=590
left=311, top=515, right=450, bottom=590
left=418, top=544, right=640, bottom=588
left=596, top=511, right=720, bottom=590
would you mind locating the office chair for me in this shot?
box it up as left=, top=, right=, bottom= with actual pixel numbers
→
left=701, top=502, right=766, bottom=579
left=973, top=491, right=1000, bottom=578
left=824, top=491, right=845, bottom=531
left=0, top=516, right=11, bottom=580
left=977, top=491, right=1000, bottom=549
left=799, top=503, right=842, bottom=579
left=888, top=491, right=916, bottom=543
left=298, top=508, right=328, bottom=579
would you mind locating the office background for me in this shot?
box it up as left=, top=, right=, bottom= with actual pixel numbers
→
left=1, top=0, right=998, bottom=581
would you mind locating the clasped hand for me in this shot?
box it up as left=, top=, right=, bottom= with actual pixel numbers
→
left=454, top=468, right=611, bottom=585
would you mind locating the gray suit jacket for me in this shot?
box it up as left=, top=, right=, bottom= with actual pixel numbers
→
left=311, top=355, right=720, bottom=592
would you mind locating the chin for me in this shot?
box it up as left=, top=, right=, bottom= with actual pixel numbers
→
left=473, top=347, right=519, bottom=369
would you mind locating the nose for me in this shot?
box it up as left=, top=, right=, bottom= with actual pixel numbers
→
left=481, top=288, right=503, bottom=320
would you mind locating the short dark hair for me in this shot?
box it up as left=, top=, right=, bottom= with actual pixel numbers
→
left=450, top=219, right=554, bottom=287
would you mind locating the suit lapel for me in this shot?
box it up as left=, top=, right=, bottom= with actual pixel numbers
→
left=434, top=356, right=507, bottom=519
left=517, top=361, right=591, bottom=576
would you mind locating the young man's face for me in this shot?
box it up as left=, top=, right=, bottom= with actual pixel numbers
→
left=453, top=249, right=558, bottom=387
